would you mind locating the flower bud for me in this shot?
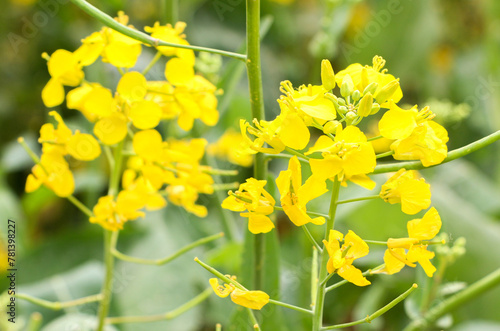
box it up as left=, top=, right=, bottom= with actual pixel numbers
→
left=338, top=106, right=348, bottom=115
left=363, top=82, right=378, bottom=96
left=345, top=111, right=357, bottom=125
left=357, top=92, right=373, bottom=117
left=321, top=59, right=336, bottom=90
left=370, top=103, right=381, bottom=115
left=340, top=74, right=354, bottom=98
left=352, top=90, right=361, bottom=102
left=337, top=98, right=346, bottom=106
left=375, top=80, right=399, bottom=104
left=323, top=120, right=340, bottom=134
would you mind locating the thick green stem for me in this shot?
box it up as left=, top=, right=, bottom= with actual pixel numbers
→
left=403, top=267, right=500, bottom=331
left=312, top=179, right=341, bottom=331
left=246, top=0, right=266, bottom=292
left=162, top=0, right=178, bottom=24
left=373, top=129, right=500, bottom=174
left=69, top=0, right=246, bottom=61
left=15, top=293, right=103, bottom=310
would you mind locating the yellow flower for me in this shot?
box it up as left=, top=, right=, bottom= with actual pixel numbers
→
left=144, top=21, right=195, bottom=66
left=380, top=169, right=431, bottom=215
left=89, top=191, right=146, bottom=231
left=335, top=55, right=403, bottom=107
left=94, top=112, right=128, bottom=145
left=382, top=207, right=442, bottom=277
left=75, top=12, right=142, bottom=68
left=307, top=126, right=376, bottom=189
left=42, top=49, right=84, bottom=107
left=166, top=184, right=207, bottom=217
left=276, top=156, right=328, bottom=226
left=379, top=102, right=449, bottom=166
left=26, top=151, right=75, bottom=197
left=132, top=129, right=165, bottom=162
left=209, top=278, right=269, bottom=310
left=222, top=178, right=275, bottom=234
left=116, top=71, right=148, bottom=101
left=207, top=128, right=253, bottom=167
left=322, top=230, right=371, bottom=286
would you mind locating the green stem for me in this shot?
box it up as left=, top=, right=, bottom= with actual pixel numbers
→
left=274, top=206, right=329, bottom=220
left=368, top=135, right=383, bottom=141
left=325, top=264, right=385, bottom=292
left=246, top=0, right=266, bottom=292
left=403, top=267, right=500, bottom=331
left=15, top=293, right=103, bottom=310
left=311, top=247, right=319, bottom=307
left=312, top=179, right=341, bottom=331
left=268, top=299, right=313, bottom=315
left=302, top=224, right=323, bottom=252
left=376, top=150, right=395, bottom=159
left=337, top=195, right=380, bottom=205
left=265, top=153, right=309, bottom=164
left=195, top=257, right=248, bottom=291
left=162, top=0, right=178, bottom=24
left=247, top=308, right=261, bottom=330
left=112, top=232, right=224, bottom=265
left=67, top=195, right=94, bottom=218
left=373, top=129, right=500, bottom=174
left=285, top=147, right=310, bottom=160
left=69, top=0, right=246, bottom=61
left=321, top=284, right=418, bottom=330
left=141, top=51, right=162, bottom=76
left=106, top=288, right=211, bottom=324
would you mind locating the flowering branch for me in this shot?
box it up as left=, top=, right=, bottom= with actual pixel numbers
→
left=373, top=129, right=500, bottom=174
left=69, top=0, right=247, bottom=61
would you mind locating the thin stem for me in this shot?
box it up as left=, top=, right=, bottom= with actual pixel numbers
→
left=325, top=264, right=385, bottom=292
left=373, top=129, right=500, bottom=174
left=67, top=195, right=94, bottom=218
left=336, top=195, right=380, bottom=205
left=106, top=288, right=211, bottom=324
left=141, top=51, right=162, bottom=76
left=274, top=206, right=329, bottom=220
left=212, top=182, right=240, bottom=191
left=285, top=147, right=310, bottom=160
left=368, top=135, right=383, bottom=141
left=194, top=257, right=248, bottom=291
left=363, top=240, right=388, bottom=246
left=69, top=0, right=246, bottom=61
left=321, top=283, right=418, bottom=330
left=376, top=150, right=395, bottom=159
left=112, top=232, right=224, bottom=265
left=96, top=230, right=114, bottom=331
left=302, top=225, right=322, bottom=252
left=15, top=293, right=103, bottom=310
left=264, top=153, right=309, bottom=164
left=319, top=272, right=335, bottom=287
left=247, top=308, right=261, bottom=330
left=268, top=299, right=313, bottom=315
left=18, top=137, right=40, bottom=163
left=246, top=0, right=266, bottom=292
left=163, top=0, right=178, bottom=24
left=403, top=267, right=500, bottom=331
left=312, top=179, right=341, bottom=331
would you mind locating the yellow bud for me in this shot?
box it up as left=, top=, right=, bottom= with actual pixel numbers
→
left=375, top=80, right=400, bottom=104
left=340, top=74, right=354, bottom=98
left=323, top=120, right=340, bottom=134
left=357, top=92, right=373, bottom=117
left=363, top=82, right=378, bottom=96
left=321, top=59, right=336, bottom=90
left=352, top=90, right=361, bottom=102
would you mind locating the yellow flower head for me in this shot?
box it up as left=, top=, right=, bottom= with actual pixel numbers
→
left=383, top=207, right=442, bottom=277
left=144, top=21, right=195, bottom=66
left=207, top=128, right=254, bottom=167
left=276, top=156, right=328, bottom=226
left=307, top=126, right=376, bottom=189
left=380, top=169, right=431, bottom=215
left=221, top=178, right=275, bottom=234
left=335, top=55, right=403, bottom=107
left=209, top=278, right=269, bottom=310
left=322, top=230, right=371, bottom=286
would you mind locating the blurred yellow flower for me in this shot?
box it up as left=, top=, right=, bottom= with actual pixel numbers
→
left=208, top=128, right=253, bottom=167
left=26, top=151, right=74, bottom=197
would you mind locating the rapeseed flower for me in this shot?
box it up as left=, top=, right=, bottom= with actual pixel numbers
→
left=209, top=278, right=269, bottom=310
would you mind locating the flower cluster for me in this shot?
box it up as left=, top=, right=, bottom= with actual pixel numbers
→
left=25, top=14, right=223, bottom=231
left=222, top=56, right=448, bottom=286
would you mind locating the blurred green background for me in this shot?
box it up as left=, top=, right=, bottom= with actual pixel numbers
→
left=1, top=0, right=500, bottom=330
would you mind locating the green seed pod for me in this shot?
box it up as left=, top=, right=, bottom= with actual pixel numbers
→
left=340, top=74, right=354, bottom=98
left=357, top=92, right=373, bottom=117
left=321, top=59, right=336, bottom=91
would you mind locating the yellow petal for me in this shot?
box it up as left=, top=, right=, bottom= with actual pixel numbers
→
left=117, top=71, right=147, bottom=101
left=67, top=132, right=101, bottom=161
left=209, top=278, right=233, bottom=298
left=104, top=42, right=141, bottom=68
left=247, top=213, right=275, bottom=234
left=94, top=113, right=128, bottom=145
left=337, top=264, right=371, bottom=286
left=83, top=87, right=115, bottom=118
left=165, top=58, right=195, bottom=85
left=407, top=207, right=441, bottom=241
left=379, top=102, right=418, bottom=140
left=279, top=112, right=310, bottom=150
left=132, top=129, right=164, bottom=161
left=129, top=100, right=162, bottom=130
left=230, top=289, right=269, bottom=310
left=343, top=230, right=369, bottom=260
left=47, top=49, right=84, bottom=86
left=382, top=248, right=406, bottom=275
left=42, top=78, right=65, bottom=108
